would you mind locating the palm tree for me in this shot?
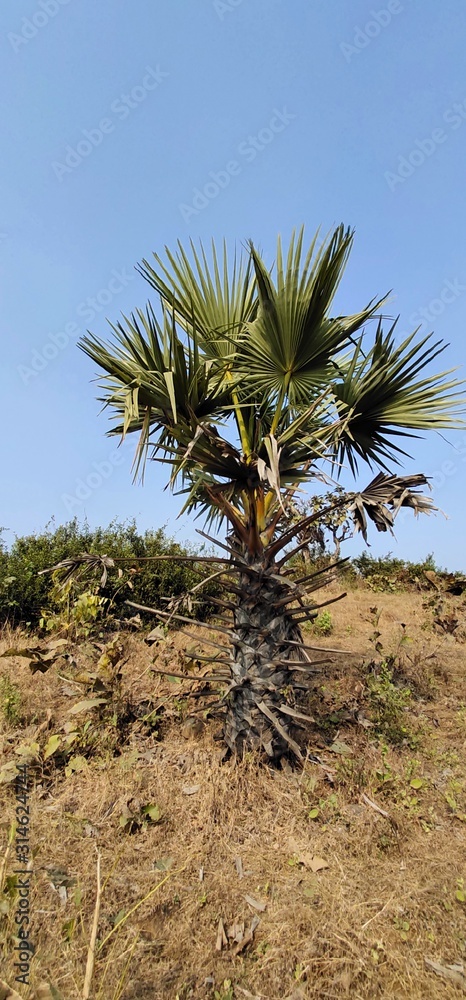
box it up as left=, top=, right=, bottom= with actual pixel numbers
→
left=78, top=226, right=464, bottom=762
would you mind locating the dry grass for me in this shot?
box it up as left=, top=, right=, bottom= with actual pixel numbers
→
left=1, top=584, right=466, bottom=999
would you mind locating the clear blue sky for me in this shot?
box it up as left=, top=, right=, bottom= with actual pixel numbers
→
left=2, top=0, right=466, bottom=569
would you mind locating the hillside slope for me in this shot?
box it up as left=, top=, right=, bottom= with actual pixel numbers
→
left=1, top=585, right=466, bottom=999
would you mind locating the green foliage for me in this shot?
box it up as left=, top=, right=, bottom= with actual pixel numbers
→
left=78, top=227, right=464, bottom=546
left=367, top=660, right=413, bottom=745
left=312, top=609, right=333, bottom=636
left=214, top=981, right=234, bottom=1000
left=0, top=519, right=217, bottom=628
left=352, top=551, right=439, bottom=592
left=0, top=675, right=22, bottom=726
left=118, top=800, right=162, bottom=834
left=40, top=582, right=107, bottom=639
left=288, top=487, right=354, bottom=562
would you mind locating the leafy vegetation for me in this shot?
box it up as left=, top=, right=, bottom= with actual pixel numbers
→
left=367, top=660, right=414, bottom=745
left=312, top=609, right=334, bottom=636
left=0, top=519, right=217, bottom=629
left=0, top=675, right=22, bottom=726
left=351, top=551, right=441, bottom=592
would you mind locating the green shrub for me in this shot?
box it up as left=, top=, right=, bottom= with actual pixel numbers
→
left=367, top=660, right=414, bottom=745
left=0, top=519, right=218, bottom=628
left=352, top=552, right=439, bottom=592
left=312, top=610, right=333, bottom=636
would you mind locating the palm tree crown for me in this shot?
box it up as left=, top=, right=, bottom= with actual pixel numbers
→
left=80, top=225, right=463, bottom=555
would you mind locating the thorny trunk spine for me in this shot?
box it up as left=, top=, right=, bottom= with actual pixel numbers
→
left=222, top=543, right=314, bottom=761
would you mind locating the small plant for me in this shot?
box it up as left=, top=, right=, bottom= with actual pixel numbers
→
left=335, top=755, right=367, bottom=792
left=455, top=878, right=466, bottom=904
left=0, top=675, right=22, bottom=725
left=367, top=659, right=414, bottom=745
left=40, top=579, right=108, bottom=640
left=312, top=610, right=333, bottom=636
left=118, top=799, right=162, bottom=834
left=214, top=980, right=234, bottom=1000
left=313, top=792, right=339, bottom=822
left=444, top=779, right=466, bottom=821
left=393, top=915, right=410, bottom=941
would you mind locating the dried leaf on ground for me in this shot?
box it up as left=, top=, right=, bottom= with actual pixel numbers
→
left=424, top=957, right=466, bottom=990
left=181, top=784, right=200, bottom=795
left=329, top=740, right=352, bottom=754
left=232, top=916, right=260, bottom=955
left=244, top=894, right=267, bottom=912
left=297, top=853, right=330, bottom=872
left=235, top=856, right=244, bottom=878
left=0, top=981, right=25, bottom=1000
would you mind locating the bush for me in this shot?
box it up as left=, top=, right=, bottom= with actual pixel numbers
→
left=367, top=660, right=414, bottom=745
left=312, top=610, right=334, bottom=636
left=0, top=519, right=218, bottom=628
left=351, top=552, right=439, bottom=592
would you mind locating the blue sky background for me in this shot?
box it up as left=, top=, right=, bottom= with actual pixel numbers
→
left=2, top=0, right=466, bottom=568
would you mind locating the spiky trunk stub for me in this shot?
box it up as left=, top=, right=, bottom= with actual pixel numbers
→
left=221, top=553, right=321, bottom=763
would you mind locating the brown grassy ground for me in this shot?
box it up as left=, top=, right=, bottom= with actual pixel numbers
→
left=1, top=582, right=466, bottom=999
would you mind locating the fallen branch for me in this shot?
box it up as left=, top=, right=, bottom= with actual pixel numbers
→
left=361, top=793, right=390, bottom=819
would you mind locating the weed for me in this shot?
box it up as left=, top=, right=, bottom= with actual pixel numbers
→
left=367, top=660, right=416, bottom=745
left=336, top=756, right=368, bottom=792
left=0, top=675, right=22, bottom=725
left=312, top=610, right=333, bottom=636
left=393, top=915, right=411, bottom=941
left=40, top=581, right=108, bottom=640
left=455, top=878, right=466, bottom=904
left=214, top=981, right=234, bottom=1000
left=118, top=800, right=162, bottom=834
left=444, top=779, right=466, bottom=821
left=305, top=791, right=340, bottom=824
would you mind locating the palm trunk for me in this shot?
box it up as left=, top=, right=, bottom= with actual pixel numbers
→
left=222, top=550, right=317, bottom=762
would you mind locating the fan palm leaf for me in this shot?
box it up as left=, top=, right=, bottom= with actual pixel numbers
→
left=138, top=238, right=257, bottom=362
left=332, top=320, right=465, bottom=473
left=237, top=225, right=388, bottom=408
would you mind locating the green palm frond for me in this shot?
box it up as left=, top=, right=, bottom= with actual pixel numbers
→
left=237, top=225, right=388, bottom=405
left=137, top=239, right=257, bottom=361
left=78, top=226, right=465, bottom=536
left=79, top=303, right=235, bottom=480
left=332, top=321, right=466, bottom=473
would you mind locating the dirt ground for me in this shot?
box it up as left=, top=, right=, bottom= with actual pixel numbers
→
left=1, top=582, right=466, bottom=999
